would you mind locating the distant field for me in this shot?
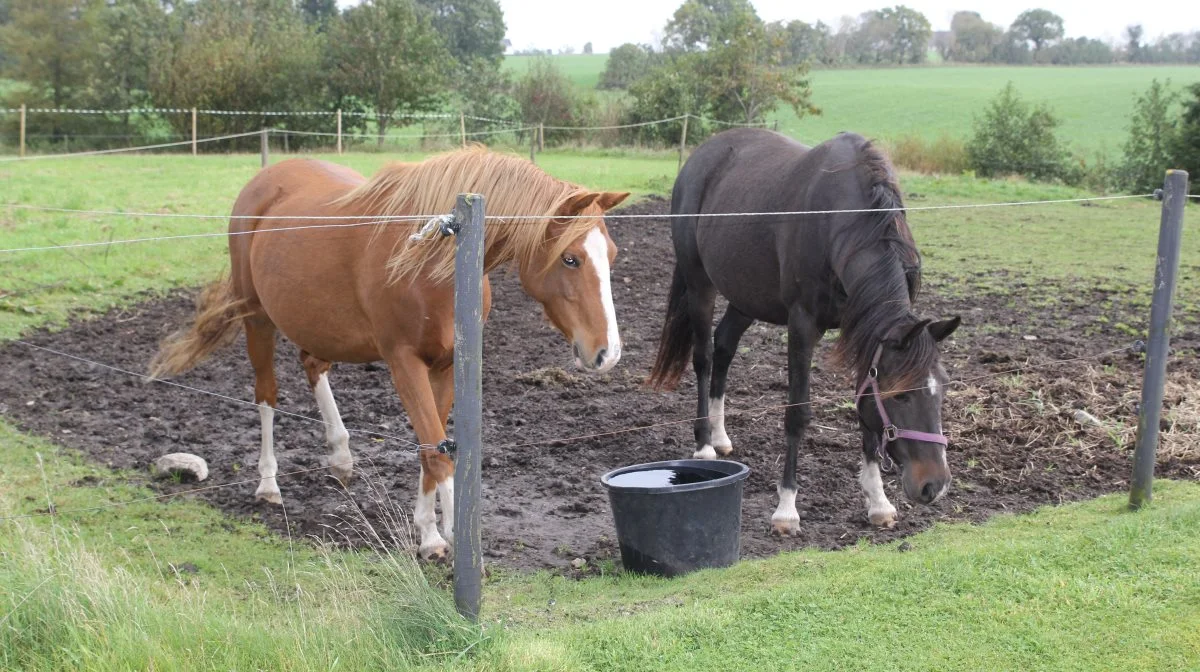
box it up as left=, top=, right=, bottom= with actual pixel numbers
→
left=504, top=56, right=1200, bottom=156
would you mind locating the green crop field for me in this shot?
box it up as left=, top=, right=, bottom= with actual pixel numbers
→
left=506, top=55, right=1199, bottom=156
left=2, top=149, right=1199, bottom=670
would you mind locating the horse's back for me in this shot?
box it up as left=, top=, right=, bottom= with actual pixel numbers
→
left=230, top=158, right=366, bottom=234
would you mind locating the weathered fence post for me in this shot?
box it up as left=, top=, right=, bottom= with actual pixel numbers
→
left=19, top=104, right=26, bottom=158
left=452, top=193, right=485, bottom=621
left=336, top=109, right=343, bottom=154
left=1130, top=169, right=1189, bottom=510
left=191, top=107, right=197, bottom=156
left=460, top=111, right=467, bottom=148
left=677, top=114, right=690, bottom=173
left=538, top=123, right=544, bottom=152
left=260, top=128, right=269, bottom=168
left=529, top=125, right=536, bottom=164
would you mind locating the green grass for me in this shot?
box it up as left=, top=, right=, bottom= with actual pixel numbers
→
left=476, top=482, right=1200, bottom=671
left=504, top=55, right=1200, bottom=155
left=504, top=54, right=611, bottom=90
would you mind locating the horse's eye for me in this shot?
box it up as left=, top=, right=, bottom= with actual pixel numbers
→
left=894, top=393, right=911, bottom=403
left=562, top=255, right=580, bottom=269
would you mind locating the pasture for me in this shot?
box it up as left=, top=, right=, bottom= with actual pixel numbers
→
left=506, top=57, right=1200, bottom=155
left=2, top=147, right=1199, bottom=669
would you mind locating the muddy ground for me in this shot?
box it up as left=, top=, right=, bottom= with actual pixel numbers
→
left=2, top=195, right=1198, bottom=573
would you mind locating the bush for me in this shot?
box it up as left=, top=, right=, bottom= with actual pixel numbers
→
left=620, top=54, right=712, bottom=146
left=885, top=133, right=969, bottom=174
left=512, top=56, right=592, bottom=145
left=1117, top=79, right=1181, bottom=193
left=966, top=82, right=1069, bottom=182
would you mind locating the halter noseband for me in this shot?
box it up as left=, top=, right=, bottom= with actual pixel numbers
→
left=855, top=344, right=948, bottom=467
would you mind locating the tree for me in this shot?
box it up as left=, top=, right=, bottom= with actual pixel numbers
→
left=662, top=0, right=759, bottom=51
left=703, top=11, right=819, bottom=123
left=0, top=0, right=99, bottom=110
left=1125, top=24, right=1144, bottom=62
left=415, top=0, right=505, bottom=66
left=770, top=19, right=829, bottom=66
left=1010, top=9, right=1063, bottom=53
left=599, top=43, right=653, bottom=89
left=299, top=0, right=337, bottom=29
left=966, top=82, right=1068, bottom=181
left=513, top=55, right=588, bottom=143
left=583, top=41, right=593, bottom=54
left=327, top=0, right=449, bottom=144
left=1118, top=79, right=1180, bottom=192
left=86, top=0, right=167, bottom=117
left=949, top=11, right=1003, bottom=63
left=878, top=5, right=931, bottom=64
left=1175, top=83, right=1200, bottom=194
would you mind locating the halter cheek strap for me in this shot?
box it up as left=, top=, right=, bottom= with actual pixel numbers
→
left=855, top=345, right=948, bottom=464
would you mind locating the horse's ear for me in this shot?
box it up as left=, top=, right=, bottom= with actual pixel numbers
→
left=896, top=319, right=931, bottom=349
left=556, top=192, right=600, bottom=216
left=928, top=316, right=961, bottom=342
left=596, top=192, right=630, bottom=210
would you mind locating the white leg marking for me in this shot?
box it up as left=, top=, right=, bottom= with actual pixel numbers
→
left=584, top=227, right=621, bottom=371
left=437, top=477, right=455, bottom=546
left=314, top=372, right=353, bottom=484
left=693, top=444, right=718, bottom=460
left=416, top=468, right=448, bottom=559
left=771, top=486, right=800, bottom=535
left=254, top=402, right=282, bottom=504
left=860, top=460, right=897, bottom=527
left=709, top=395, right=732, bottom=455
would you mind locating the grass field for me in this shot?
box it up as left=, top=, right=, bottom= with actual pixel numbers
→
left=505, top=56, right=1200, bottom=156
left=2, top=149, right=1199, bottom=669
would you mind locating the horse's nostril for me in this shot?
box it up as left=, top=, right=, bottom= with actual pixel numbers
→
left=594, top=349, right=607, bottom=368
left=920, top=481, right=937, bottom=503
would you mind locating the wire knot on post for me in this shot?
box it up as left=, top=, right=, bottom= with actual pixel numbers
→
left=437, top=438, right=458, bottom=456
left=409, top=214, right=456, bottom=242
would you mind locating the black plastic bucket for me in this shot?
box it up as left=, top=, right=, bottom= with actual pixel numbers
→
left=600, top=459, right=750, bottom=577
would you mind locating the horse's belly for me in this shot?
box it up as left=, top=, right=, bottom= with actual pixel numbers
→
left=696, top=227, right=789, bottom=325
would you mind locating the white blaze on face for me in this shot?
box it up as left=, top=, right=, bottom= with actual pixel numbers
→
left=926, top=374, right=939, bottom=397
left=583, top=227, right=620, bottom=369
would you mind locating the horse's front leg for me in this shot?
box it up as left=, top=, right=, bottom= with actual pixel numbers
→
left=860, top=437, right=898, bottom=528
left=387, top=349, right=454, bottom=561
left=772, top=309, right=821, bottom=537
left=708, top=306, right=754, bottom=456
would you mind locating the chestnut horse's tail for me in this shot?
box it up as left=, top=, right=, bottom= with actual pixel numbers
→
left=149, top=275, right=249, bottom=378
left=646, top=264, right=694, bottom=391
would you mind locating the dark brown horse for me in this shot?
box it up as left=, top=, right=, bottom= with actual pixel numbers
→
left=150, top=147, right=628, bottom=559
left=649, top=128, right=959, bottom=535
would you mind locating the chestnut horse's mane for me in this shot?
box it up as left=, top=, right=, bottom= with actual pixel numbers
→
left=334, top=145, right=595, bottom=285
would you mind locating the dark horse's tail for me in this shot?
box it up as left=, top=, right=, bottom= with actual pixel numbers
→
left=647, top=264, right=693, bottom=390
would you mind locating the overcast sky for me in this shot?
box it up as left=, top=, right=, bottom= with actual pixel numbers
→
left=338, top=1, right=1200, bottom=54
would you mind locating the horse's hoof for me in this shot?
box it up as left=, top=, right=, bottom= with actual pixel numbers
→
left=869, top=508, right=898, bottom=528
left=770, top=518, right=801, bottom=537
left=330, top=466, right=355, bottom=488
left=693, top=445, right=718, bottom=460
left=419, top=541, right=451, bottom=563
left=713, top=442, right=734, bottom=457
left=255, top=489, right=283, bottom=506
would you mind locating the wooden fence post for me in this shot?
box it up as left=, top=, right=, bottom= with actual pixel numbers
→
left=336, top=109, right=343, bottom=155
left=191, top=107, right=197, bottom=156
left=260, top=129, right=269, bottom=168
left=460, top=111, right=467, bottom=148
left=677, top=114, right=690, bottom=173
left=19, top=104, right=26, bottom=158
left=529, top=125, right=536, bottom=164
left=1130, top=170, right=1189, bottom=509
left=451, top=193, right=485, bottom=621
left=538, top=123, right=544, bottom=152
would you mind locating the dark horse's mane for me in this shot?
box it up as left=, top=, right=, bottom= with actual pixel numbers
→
left=830, top=140, right=934, bottom=395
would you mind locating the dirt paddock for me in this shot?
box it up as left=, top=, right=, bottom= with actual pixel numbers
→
left=2, top=196, right=1197, bottom=573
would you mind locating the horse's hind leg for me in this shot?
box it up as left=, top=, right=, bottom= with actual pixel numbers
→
left=246, top=317, right=282, bottom=505
left=687, top=284, right=719, bottom=459
left=708, top=306, right=754, bottom=456
left=300, top=352, right=353, bottom=486
left=429, top=364, right=455, bottom=546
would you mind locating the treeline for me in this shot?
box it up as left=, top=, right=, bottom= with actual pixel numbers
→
left=603, top=5, right=1200, bottom=82
left=0, top=0, right=512, bottom=148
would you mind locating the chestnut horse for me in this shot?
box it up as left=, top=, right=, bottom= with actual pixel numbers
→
left=649, top=129, right=959, bottom=535
left=150, top=147, right=628, bottom=559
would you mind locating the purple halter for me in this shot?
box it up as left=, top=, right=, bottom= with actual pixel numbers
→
left=855, top=344, right=948, bottom=465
